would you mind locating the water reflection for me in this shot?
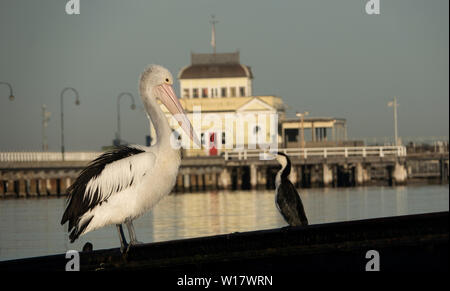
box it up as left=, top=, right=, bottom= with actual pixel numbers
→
left=0, top=185, right=448, bottom=261
left=147, top=190, right=286, bottom=243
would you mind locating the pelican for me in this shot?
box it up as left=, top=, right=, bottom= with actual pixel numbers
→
left=274, top=152, right=308, bottom=226
left=61, top=65, right=200, bottom=252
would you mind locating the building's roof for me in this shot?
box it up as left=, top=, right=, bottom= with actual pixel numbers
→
left=179, top=64, right=253, bottom=79
left=178, top=52, right=253, bottom=79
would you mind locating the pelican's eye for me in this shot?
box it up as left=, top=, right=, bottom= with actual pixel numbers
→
left=165, top=78, right=170, bottom=83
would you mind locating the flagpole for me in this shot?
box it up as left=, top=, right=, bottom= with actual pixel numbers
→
left=210, top=15, right=218, bottom=54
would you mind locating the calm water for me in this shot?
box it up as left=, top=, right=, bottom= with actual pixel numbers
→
left=0, top=185, right=448, bottom=261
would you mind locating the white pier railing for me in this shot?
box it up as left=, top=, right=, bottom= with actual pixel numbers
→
left=0, top=151, right=101, bottom=162
left=0, top=146, right=407, bottom=162
left=223, top=146, right=407, bottom=160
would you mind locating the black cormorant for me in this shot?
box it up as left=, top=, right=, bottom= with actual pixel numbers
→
left=274, top=152, right=308, bottom=226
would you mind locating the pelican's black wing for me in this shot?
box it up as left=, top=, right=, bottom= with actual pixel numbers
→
left=60, top=146, right=148, bottom=241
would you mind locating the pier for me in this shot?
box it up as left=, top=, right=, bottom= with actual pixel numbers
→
left=0, top=146, right=448, bottom=198
left=0, top=211, right=447, bottom=271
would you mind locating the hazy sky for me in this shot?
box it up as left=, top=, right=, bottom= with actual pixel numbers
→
left=0, top=0, right=448, bottom=151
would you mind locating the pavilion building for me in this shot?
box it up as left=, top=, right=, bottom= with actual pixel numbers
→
left=156, top=20, right=351, bottom=156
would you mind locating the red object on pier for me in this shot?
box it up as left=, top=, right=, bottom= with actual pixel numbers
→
left=209, top=133, right=217, bottom=156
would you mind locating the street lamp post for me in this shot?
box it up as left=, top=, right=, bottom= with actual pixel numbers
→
left=60, top=87, right=80, bottom=160
left=388, top=97, right=399, bottom=146
left=296, top=111, right=309, bottom=148
left=0, top=81, right=14, bottom=101
left=42, top=105, right=51, bottom=151
left=116, top=92, right=136, bottom=146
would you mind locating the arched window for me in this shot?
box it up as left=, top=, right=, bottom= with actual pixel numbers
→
left=239, top=87, right=246, bottom=97
left=202, top=88, right=208, bottom=98
left=193, top=88, right=199, bottom=98
left=221, top=87, right=227, bottom=97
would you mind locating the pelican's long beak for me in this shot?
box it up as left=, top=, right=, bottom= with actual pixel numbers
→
left=157, top=83, right=201, bottom=148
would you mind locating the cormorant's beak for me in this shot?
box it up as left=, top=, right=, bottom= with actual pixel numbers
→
left=157, top=83, right=201, bottom=148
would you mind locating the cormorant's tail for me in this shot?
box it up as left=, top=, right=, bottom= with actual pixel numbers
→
left=301, top=216, right=309, bottom=226
left=297, top=200, right=309, bottom=226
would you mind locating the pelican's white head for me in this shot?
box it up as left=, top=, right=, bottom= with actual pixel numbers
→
left=140, top=65, right=201, bottom=147
left=140, top=65, right=174, bottom=92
